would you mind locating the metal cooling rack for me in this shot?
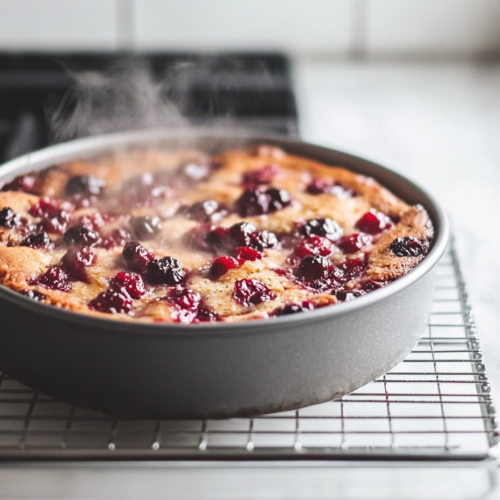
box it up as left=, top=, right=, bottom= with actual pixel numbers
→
left=0, top=240, right=497, bottom=460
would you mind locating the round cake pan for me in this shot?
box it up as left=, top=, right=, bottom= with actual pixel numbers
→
left=0, top=129, right=449, bottom=418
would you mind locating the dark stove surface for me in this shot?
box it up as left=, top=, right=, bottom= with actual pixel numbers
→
left=0, top=52, right=298, bottom=162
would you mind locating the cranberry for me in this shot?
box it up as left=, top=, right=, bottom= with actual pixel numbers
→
left=129, top=215, right=162, bottom=241
left=306, top=179, right=355, bottom=198
left=0, top=207, right=21, bottom=228
left=236, top=246, right=263, bottom=262
left=233, top=279, right=276, bottom=307
left=77, top=212, right=106, bottom=230
left=337, top=233, right=372, bottom=254
left=355, top=209, right=393, bottom=235
left=122, top=242, right=155, bottom=273
left=63, top=224, right=101, bottom=247
left=20, top=232, right=53, bottom=249
left=341, top=257, right=367, bottom=277
left=296, top=255, right=332, bottom=281
left=390, top=237, right=428, bottom=257
left=101, top=228, right=132, bottom=249
left=65, top=175, right=106, bottom=197
left=1, top=175, right=35, bottom=193
left=272, top=301, right=315, bottom=316
left=111, top=272, right=146, bottom=299
left=299, top=218, right=343, bottom=241
left=90, top=287, right=133, bottom=314
left=209, top=256, right=239, bottom=279
left=21, top=289, right=46, bottom=301
left=186, top=200, right=219, bottom=223
left=147, top=256, right=185, bottom=285
left=293, top=235, right=334, bottom=259
left=168, top=287, right=201, bottom=312
left=30, top=198, right=73, bottom=234
left=32, top=267, right=72, bottom=292
left=242, top=165, right=278, bottom=187
left=60, top=246, right=97, bottom=281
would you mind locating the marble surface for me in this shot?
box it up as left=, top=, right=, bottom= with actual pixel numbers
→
left=294, top=58, right=500, bottom=407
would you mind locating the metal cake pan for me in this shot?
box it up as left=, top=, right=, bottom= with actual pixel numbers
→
left=0, top=129, right=449, bottom=418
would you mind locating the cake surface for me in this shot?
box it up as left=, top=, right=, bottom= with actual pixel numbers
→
left=0, top=145, right=433, bottom=323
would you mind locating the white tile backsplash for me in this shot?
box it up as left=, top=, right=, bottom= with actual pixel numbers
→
left=367, top=0, right=500, bottom=56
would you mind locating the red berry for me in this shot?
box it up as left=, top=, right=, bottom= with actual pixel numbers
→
left=60, top=246, right=97, bottom=282
left=355, top=209, right=393, bottom=235
left=111, top=272, right=146, bottom=299
left=194, top=302, right=219, bottom=322
left=77, top=212, right=106, bottom=230
left=89, top=287, right=133, bottom=314
left=30, top=198, right=73, bottom=234
left=168, top=287, right=201, bottom=313
left=1, top=175, right=35, bottom=193
left=32, top=267, right=72, bottom=292
left=233, top=279, right=276, bottom=307
left=236, top=246, right=263, bottom=262
left=293, top=235, right=333, bottom=258
left=100, top=228, right=132, bottom=249
left=296, top=255, right=332, bottom=281
left=337, top=233, right=372, bottom=254
left=209, top=256, right=239, bottom=279
left=242, top=164, right=278, bottom=187
left=341, top=257, right=367, bottom=277
left=122, top=242, right=155, bottom=273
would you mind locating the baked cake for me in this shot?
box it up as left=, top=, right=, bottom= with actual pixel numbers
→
left=0, top=145, right=433, bottom=323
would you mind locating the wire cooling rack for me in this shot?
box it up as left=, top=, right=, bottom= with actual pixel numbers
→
left=0, top=240, right=497, bottom=460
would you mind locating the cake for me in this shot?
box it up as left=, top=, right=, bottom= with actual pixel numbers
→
left=0, top=144, right=433, bottom=323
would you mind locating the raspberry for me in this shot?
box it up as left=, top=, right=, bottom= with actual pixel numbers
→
left=209, top=256, right=239, bottom=279
left=355, top=209, right=393, bottom=235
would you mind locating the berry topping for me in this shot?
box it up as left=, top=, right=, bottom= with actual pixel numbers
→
left=249, top=230, right=279, bottom=250
left=166, top=287, right=203, bottom=322
left=233, top=279, right=276, bottom=307
left=60, top=246, right=97, bottom=281
left=236, top=246, right=263, bottom=262
left=360, top=280, right=385, bottom=292
left=299, top=218, right=343, bottom=241
left=292, top=235, right=334, bottom=259
left=30, top=198, right=73, bottom=234
left=32, top=267, right=72, bottom=292
left=22, top=289, right=46, bottom=301
left=355, top=209, right=393, bottom=235
left=236, top=187, right=291, bottom=216
left=1, top=175, right=35, bottom=193
left=129, top=215, right=162, bottom=241
left=229, top=222, right=257, bottom=247
left=242, top=165, right=278, bottom=187
left=195, top=303, right=219, bottom=322
left=20, top=232, right=53, bottom=249
left=0, top=207, right=21, bottom=228
left=101, top=228, right=132, bottom=249
left=390, top=237, right=428, bottom=257
left=209, top=256, right=239, bottom=279
left=306, top=179, right=355, bottom=198
left=146, top=256, right=185, bottom=285
left=77, top=212, right=106, bottom=230
left=89, top=287, right=133, bottom=314
left=205, top=226, right=232, bottom=252
left=266, top=188, right=291, bottom=212
left=295, top=255, right=332, bottom=281
left=111, top=272, right=146, bottom=299
left=337, top=233, right=372, bottom=253
left=186, top=200, right=220, bottom=223
left=341, top=257, right=367, bottom=277
left=272, top=301, right=315, bottom=316
left=65, top=175, right=106, bottom=197
left=63, top=224, right=101, bottom=247
left=122, top=242, right=155, bottom=273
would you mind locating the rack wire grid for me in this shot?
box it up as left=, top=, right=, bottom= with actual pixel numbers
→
left=0, top=239, right=497, bottom=461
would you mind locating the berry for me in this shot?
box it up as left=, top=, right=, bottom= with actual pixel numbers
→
left=101, top=228, right=132, bottom=249
left=183, top=224, right=216, bottom=252
left=296, top=255, right=332, bottom=281
left=360, top=280, right=384, bottom=292
left=336, top=291, right=363, bottom=302
left=90, top=287, right=133, bottom=314
left=272, top=301, right=315, bottom=316
left=292, top=235, right=333, bottom=259
left=209, top=256, right=239, bottom=279
left=233, top=279, right=276, bottom=307
left=77, top=212, right=106, bottom=230
left=167, top=287, right=201, bottom=325
left=0, top=207, right=21, bottom=228
left=341, top=258, right=367, bottom=277
left=129, top=216, right=162, bottom=240
left=122, top=242, right=155, bottom=273
left=242, top=165, right=278, bottom=187
left=60, top=246, right=97, bottom=281
left=337, top=233, right=372, bottom=254
left=195, top=303, right=219, bottom=322
left=236, top=187, right=291, bottom=216
left=21, top=289, right=46, bottom=301
left=266, top=188, right=291, bottom=212
left=186, top=200, right=219, bottom=222
left=229, top=222, right=257, bottom=247
left=20, top=232, right=53, bottom=249
left=236, top=246, right=263, bottom=262
left=299, top=218, right=343, bottom=241
left=111, top=272, right=146, bottom=299
left=32, top=267, right=72, bottom=292
left=30, top=198, right=73, bottom=234
left=1, top=175, right=35, bottom=193
left=146, top=256, right=185, bottom=285
left=63, top=224, right=101, bottom=247
left=355, top=209, right=393, bottom=235
left=390, top=237, right=428, bottom=257
left=249, top=230, right=279, bottom=250
left=206, top=226, right=232, bottom=252
left=306, top=179, right=355, bottom=198
left=65, top=175, right=106, bottom=197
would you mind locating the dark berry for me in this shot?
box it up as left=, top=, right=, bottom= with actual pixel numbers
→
left=306, top=179, right=355, bottom=198
left=236, top=246, right=263, bottom=262
left=0, top=207, right=21, bottom=228
left=147, top=256, right=185, bottom=285
left=129, top=215, right=162, bottom=241
left=249, top=230, right=279, bottom=250
left=293, top=235, right=334, bottom=259
left=206, top=226, right=232, bottom=252
left=355, top=209, right=393, bottom=235
left=337, top=233, right=372, bottom=254
left=272, top=301, right=315, bottom=316
left=65, top=175, right=106, bottom=197
left=390, top=237, right=428, bottom=257
left=186, top=200, right=219, bottom=223
left=242, top=165, right=278, bottom=187
left=32, top=267, right=72, bottom=292
left=209, top=256, right=239, bottom=279
left=63, top=224, right=101, bottom=247
left=111, top=272, right=146, bottom=299
left=296, top=255, right=332, bottom=281
left=183, top=224, right=216, bottom=252
left=266, top=188, right=291, bottom=212
left=122, top=242, right=155, bottom=273
left=299, top=218, right=343, bottom=241
left=101, top=228, right=132, bottom=249
left=195, top=303, right=219, bottom=322
left=89, top=287, right=133, bottom=314
left=236, top=189, right=270, bottom=216
left=1, top=175, right=35, bottom=193
left=229, top=222, right=257, bottom=247
left=30, top=198, right=73, bottom=234
left=21, top=289, right=46, bottom=301
left=60, top=246, right=97, bottom=281
left=336, top=291, right=363, bottom=302
left=20, top=232, right=53, bottom=249
left=360, top=280, right=384, bottom=292
left=233, top=279, right=276, bottom=307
